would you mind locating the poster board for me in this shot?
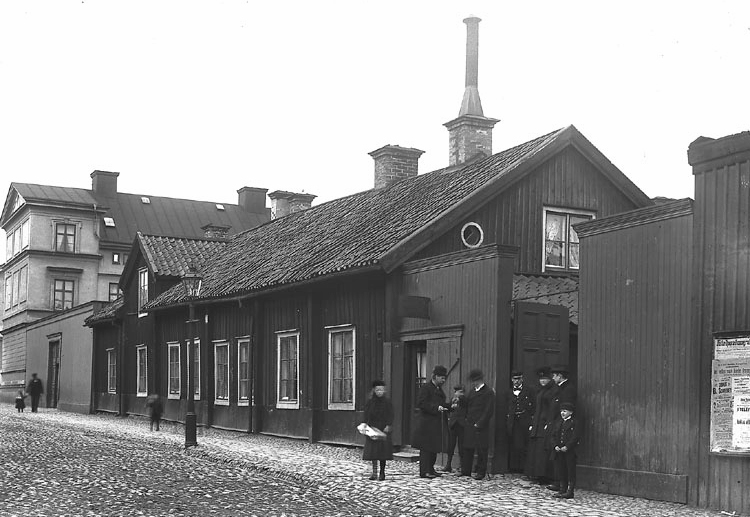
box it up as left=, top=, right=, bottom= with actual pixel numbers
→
left=710, top=332, right=750, bottom=454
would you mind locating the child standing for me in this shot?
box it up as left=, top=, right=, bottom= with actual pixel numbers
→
left=145, top=393, right=163, bottom=431
left=15, top=390, right=26, bottom=412
left=550, top=402, right=581, bottom=499
left=362, top=380, right=394, bottom=481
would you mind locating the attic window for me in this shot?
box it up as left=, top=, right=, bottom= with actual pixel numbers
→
left=461, top=222, right=484, bottom=249
left=141, top=197, right=151, bottom=204
left=103, top=217, right=115, bottom=227
left=216, top=204, right=225, bottom=211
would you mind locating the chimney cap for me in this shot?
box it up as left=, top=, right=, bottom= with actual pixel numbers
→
left=463, top=15, right=481, bottom=23
left=368, top=145, right=425, bottom=160
left=90, top=170, right=120, bottom=179
left=268, top=190, right=296, bottom=200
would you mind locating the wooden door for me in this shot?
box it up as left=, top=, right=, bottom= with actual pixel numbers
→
left=47, top=340, right=61, bottom=408
left=426, top=336, right=461, bottom=389
left=513, top=302, right=569, bottom=382
left=402, top=340, right=427, bottom=444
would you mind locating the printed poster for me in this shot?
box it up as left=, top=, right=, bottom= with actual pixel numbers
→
left=711, top=332, right=750, bottom=454
left=732, top=395, right=750, bottom=449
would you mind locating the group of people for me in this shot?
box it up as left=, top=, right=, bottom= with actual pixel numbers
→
left=14, top=372, right=44, bottom=413
left=358, top=364, right=580, bottom=499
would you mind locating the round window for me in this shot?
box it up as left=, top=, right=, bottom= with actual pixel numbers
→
left=461, top=222, right=484, bottom=249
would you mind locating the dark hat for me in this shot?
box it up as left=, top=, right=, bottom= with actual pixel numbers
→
left=371, top=379, right=385, bottom=388
left=511, top=370, right=524, bottom=378
left=453, top=384, right=465, bottom=391
left=550, top=364, right=569, bottom=375
left=560, top=402, right=575, bottom=412
left=432, top=365, right=448, bottom=377
left=468, top=369, right=484, bottom=381
left=536, top=367, right=552, bottom=378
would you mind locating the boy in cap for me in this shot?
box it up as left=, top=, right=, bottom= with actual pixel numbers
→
left=550, top=402, right=581, bottom=499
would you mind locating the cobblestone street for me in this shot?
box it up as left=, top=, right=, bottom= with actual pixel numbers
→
left=0, top=405, right=735, bottom=517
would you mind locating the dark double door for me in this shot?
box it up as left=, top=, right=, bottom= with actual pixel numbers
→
left=47, top=340, right=61, bottom=409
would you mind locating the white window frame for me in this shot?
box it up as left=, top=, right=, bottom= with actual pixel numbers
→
left=168, top=342, right=181, bottom=399
left=542, top=207, right=595, bottom=272
left=214, top=341, right=230, bottom=405
left=53, top=278, right=74, bottom=311
left=276, top=330, right=300, bottom=409
left=54, top=222, right=77, bottom=253
left=109, top=283, right=120, bottom=302
left=138, top=267, right=148, bottom=317
left=6, top=219, right=30, bottom=259
left=327, top=325, right=356, bottom=410
left=237, top=337, right=251, bottom=406
left=136, top=345, right=148, bottom=397
left=107, top=348, right=117, bottom=394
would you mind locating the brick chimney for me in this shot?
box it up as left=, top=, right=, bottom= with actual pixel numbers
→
left=237, top=186, right=269, bottom=215
left=369, top=145, right=425, bottom=189
left=268, top=191, right=316, bottom=219
left=90, top=170, right=119, bottom=198
left=201, top=223, right=232, bottom=239
left=443, top=16, right=499, bottom=166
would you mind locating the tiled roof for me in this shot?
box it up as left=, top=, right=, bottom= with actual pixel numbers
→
left=8, top=183, right=268, bottom=245
left=512, top=274, right=578, bottom=326
left=145, top=128, right=568, bottom=309
left=138, top=233, right=230, bottom=278
left=84, top=296, right=124, bottom=326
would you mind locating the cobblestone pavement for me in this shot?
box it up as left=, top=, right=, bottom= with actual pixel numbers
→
left=0, top=406, right=736, bottom=517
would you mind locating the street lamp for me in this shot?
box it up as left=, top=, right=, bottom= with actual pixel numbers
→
left=181, top=264, right=202, bottom=448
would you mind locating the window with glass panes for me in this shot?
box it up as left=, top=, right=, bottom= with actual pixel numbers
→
left=53, top=279, right=74, bottom=310
left=55, top=223, right=76, bottom=252
left=277, top=332, right=299, bottom=408
left=543, top=209, right=594, bottom=271
left=138, top=268, right=148, bottom=314
left=109, top=283, right=120, bottom=302
left=168, top=343, right=180, bottom=398
left=107, top=349, right=116, bottom=393
left=238, top=339, right=251, bottom=404
left=214, top=342, right=229, bottom=403
left=328, top=327, right=355, bottom=409
left=191, top=339, right=201, bottom=400
left=136, top=346, right=147, bottom=396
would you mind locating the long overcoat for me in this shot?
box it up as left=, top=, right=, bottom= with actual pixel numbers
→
left=411, top=380, right=447, bottom=453
left=506, top=384, right=535, bottom=435
left=462, top=384, right=495, bottom=449
left=525, top=382, right=558, bottom=477
left=363, top=395, right=394, bottom=460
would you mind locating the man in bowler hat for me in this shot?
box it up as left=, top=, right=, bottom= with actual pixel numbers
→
left=460, top=368, right=495, bottom=480
left=411, top=365, right=449, bottom=478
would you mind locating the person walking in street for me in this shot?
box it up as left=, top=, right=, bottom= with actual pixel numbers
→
left=460, top=368, right=495, bottom=480
left=362, top=380, right=394, bottom=481
left=15, top=390, right=27, bottom=412
left=546, top=364, right=577, bottom=492
left=507, top=370, right=535, bottom=474
left=27, top=373, right=43, bottom=413
left=550, top=402, right=581, bottom=499
left=524, top=366, right=558, bottom=485
left=145, top=393, right=163, bottom=431
left=412, top=365, right=450, bottom=479
left=440, top=384, right=466, bottom=473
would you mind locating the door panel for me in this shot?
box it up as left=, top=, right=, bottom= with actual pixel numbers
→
left=47, top=340, right=61, bottom=409
left=427, top=336, right=461, bottom=388
left=514, top=302, right=569, bottom=382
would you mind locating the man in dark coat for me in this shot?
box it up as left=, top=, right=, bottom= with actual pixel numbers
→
left=27, top=373, right=44, bottom=413
left=546, top=364, right=577, bottom=491
left=506, top=370, right=535, bottom=473
left=524, top=366, right=558, bottom=483
left=460, top=368, right=495, bottom=480
left=411, top=365, right=449, bottom=479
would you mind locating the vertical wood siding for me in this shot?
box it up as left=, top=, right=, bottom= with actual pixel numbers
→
left=414, top=147, right=642, bottom=272
left=695, top=158, right=750, bottom=514
left=578, top=213, right=694, bottom=501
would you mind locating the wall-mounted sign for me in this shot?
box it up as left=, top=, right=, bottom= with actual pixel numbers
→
left=710, top=332, right=750, bottom=454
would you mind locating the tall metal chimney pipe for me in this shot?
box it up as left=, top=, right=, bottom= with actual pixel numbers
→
left=464, top=16, right=481, bottom=88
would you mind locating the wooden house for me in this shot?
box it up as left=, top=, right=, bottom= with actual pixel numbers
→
left=574, top=130, right=750, bottom=514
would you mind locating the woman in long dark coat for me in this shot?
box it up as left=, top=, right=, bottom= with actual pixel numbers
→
left=362, top=380, right=394, bottom=480
left=524, top=367, right=558, bottom=483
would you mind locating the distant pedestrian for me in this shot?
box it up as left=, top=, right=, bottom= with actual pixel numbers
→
left=15, top=390, right=26, bottom=412
left=507, top=370, right=535, bottom=473
left=550, top=402, right=581, bottom=499
left=546, top=364, right=577, bottom=492
left=524, top=366, right=557, bottom=485
left=145, top=394, right=163, bottom=431
left=461, top=369, right=495, bottom=480
left=440, top=384, right=466, bottom=473
left=412, top=365, right=450, bottom=479
left=27, top=373, right=43, bottom=413
left=362, top=380, right=394, bottom=481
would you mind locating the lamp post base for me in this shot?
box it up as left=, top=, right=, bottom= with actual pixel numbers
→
left=185, top=411, right=197, bottom=447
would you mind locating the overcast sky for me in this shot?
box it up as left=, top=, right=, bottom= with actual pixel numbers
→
left=2, top=1, right=749, bottom=263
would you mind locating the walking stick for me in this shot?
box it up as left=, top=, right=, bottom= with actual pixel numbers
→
left=441, top=408, right=446, bottom=470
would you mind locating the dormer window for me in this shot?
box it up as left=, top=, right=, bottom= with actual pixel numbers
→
left=216, top=204, right=225, bottom=211
left=103, top=217, right=115, bottom=227
left=138, top=267, right=149, bottom=316
left=141, top=197, right=151, bottom=204
left=543, top=207, right=594, bottom=272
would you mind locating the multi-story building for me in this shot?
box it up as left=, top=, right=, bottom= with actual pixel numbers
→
left=0, top=171, right=271, bottom=408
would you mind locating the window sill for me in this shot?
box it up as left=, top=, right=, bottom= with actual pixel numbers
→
left=276, top=401, right=299, bottom=410
left=214, top=399, right=229, bottom=406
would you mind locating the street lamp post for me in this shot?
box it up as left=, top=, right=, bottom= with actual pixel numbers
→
left=181, top=265, right=202, bottom=448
